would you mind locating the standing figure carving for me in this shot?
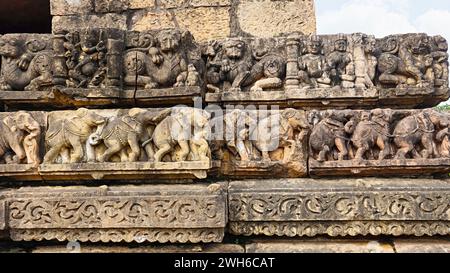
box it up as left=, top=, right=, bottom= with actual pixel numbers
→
left=431, top=35, right=449, bottom=88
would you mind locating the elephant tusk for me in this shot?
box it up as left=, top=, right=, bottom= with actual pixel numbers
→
left=141, top=138, right=153, bottom=148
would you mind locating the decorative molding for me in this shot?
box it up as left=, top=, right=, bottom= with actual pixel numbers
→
left=10, top=228, right=224, bottom=243
left=229, top=221, right=450, bottom=237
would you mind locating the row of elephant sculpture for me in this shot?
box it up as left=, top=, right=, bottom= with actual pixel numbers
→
left=1, top=107, right=450, bottom=168
left=309, top=108, right=450, bottom=162
left=0, top=29, right=448, bottom=95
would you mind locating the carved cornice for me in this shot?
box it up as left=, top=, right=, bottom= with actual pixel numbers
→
left=10, top=228, right=224, bottom=243
left=229, top=221, right=450, bottom=237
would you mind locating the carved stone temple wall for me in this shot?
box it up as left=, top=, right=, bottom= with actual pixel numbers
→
left=50, top=0, right=317, bottom=42
left=1, top=0, right=450, bottom=253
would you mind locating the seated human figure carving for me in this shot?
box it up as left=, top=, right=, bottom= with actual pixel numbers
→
left=247, top=39, right=286, bottom=92
left=327, top=34, right=355, bottom=88
left=298, top=35, right=331, bottom=89
left=0, top=36, right=53, bottom=91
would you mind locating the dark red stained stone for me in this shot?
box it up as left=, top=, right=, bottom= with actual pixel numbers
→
left=0, top=0, right=51, bottom=34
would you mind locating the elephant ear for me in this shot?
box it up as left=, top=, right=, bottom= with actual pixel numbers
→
left=282, top=109, right=297, bottom=119
left=152, top=108, right=172, bottom=123
left=3, top=116, right=17, bottom=132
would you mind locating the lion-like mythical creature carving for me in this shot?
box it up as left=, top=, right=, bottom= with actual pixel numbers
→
left=378, top=34, right=435, bottom=88
left=0, top=35, right=53, bottom=91
left=123, top=29, right=199, bottom=89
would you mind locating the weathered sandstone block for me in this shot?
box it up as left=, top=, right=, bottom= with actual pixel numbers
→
left=50, top=0, right=94, bottom=16
left=4, top=183, right=228, bottom=243
left=235, top=0, right=316, bottom=37
left=245, top=239, right=395, bottom=253
left=229, top=178, right=450, bottom=237
left=52, top=14, right=127, bottom=33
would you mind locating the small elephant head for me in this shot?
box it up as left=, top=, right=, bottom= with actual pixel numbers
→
left=75, top=108, right=106, bottom=127
left=282, top=109, right=310, bottom=130
left=3, top=111, right=38, bottom=133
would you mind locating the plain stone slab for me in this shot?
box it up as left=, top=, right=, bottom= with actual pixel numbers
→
left=245, top=239, right=395, bottom=253
left=393, top=239, right=450, bottom=253
left=30, top=243, right=244, bottom=253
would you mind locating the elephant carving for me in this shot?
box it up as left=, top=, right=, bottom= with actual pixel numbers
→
left=349, top=109, right=392, bottom=161
left=44, top=108, right=106, bottom=164
left=393, top=109, right=443, bottom=159
left=253, top=109, right=310, bottom=162
left=0, top=35, right=53, bottom=91
left=88, top=108, right=172, bottom=162
left=209, top=109, right=257, bottom=162
left=309, top=111, right=353, bottom=162
left=152, top=107, right=211, bottom=162
left=0, top=111, right=41, bottom=165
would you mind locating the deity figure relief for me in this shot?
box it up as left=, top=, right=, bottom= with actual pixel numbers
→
left=64, top=29, right=107, bottom=88
left=298, top=35, right=331, bottom=89
left=327, top=34, right=356, bottom=88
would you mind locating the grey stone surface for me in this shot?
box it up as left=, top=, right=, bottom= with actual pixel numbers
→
left=245, top=239, right=394, bottom=253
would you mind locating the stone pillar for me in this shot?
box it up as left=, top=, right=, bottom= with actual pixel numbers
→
left=106, top=39, right=123, bottom=88
left=285, top=36, right=300, bottom=90
left=51, top=31, right=68, bottom=86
